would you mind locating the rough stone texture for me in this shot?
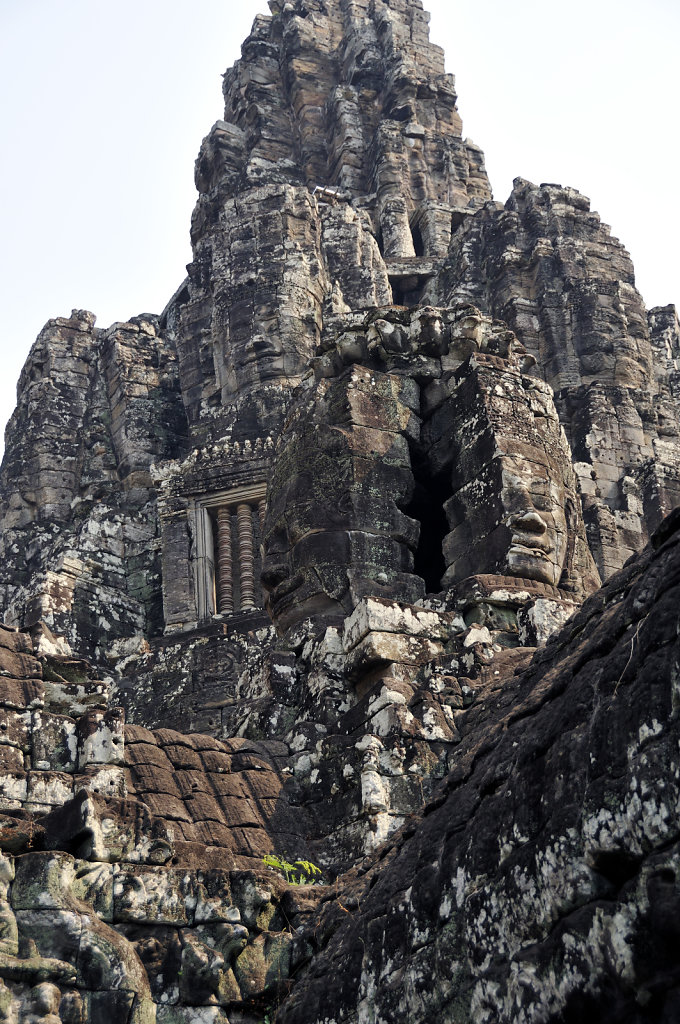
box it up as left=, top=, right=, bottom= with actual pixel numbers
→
left=0, top=312, right=188, bottom=661
left=0, top=621, right=322, bottom=1021
left=274, top=511, right=680, bottom=1024
left=172, top=0, right=492, bottom=450
left=263, top=304, right=599, bottom=636
left=0, top=0, right=678, bottom=1020
left=427, top=179, right=680, bottom=579
left=0, top=517, right=679, bottom=1021
left=2, top=0, right=677, bottom=670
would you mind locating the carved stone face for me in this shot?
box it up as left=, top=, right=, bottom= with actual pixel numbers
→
left=206, top=186, right=329, bottom=408
left=437, top=359, right=595, bottom=593
left=261, top=522, right=352, bottom=632
left=262, top=327, right=599, bottom=634
left=260, top=458, right=355, bottom=631
left=501, top=458, right=569, bottom=585
left=232, top=327, right=287, bottom=390
left=261, top=368, right=424, bottom=633
left=443, top=451, right=569, bottom=587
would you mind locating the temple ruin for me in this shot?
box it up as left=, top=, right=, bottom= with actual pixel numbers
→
left=0, top=1, right=678, bottom=1021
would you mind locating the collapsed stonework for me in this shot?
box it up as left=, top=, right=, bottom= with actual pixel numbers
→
left=0, top=0, right=678, bottom=1021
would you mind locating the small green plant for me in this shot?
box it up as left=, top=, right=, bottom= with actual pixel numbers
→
left=262, top=853, right=323, bottom=886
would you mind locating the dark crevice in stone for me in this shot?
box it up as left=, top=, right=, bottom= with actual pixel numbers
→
left=400, top=449, right=449, bottom=595
left=411, top=220, right=426, bottom=258
left=590, top=848, right=643, bottom=891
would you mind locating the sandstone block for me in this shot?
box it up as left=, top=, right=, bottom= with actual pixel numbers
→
left=343, top=596, right=451, bottom=652
left=346, top=631, right=444, bottom=679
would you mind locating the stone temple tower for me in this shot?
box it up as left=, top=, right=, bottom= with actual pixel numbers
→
left=2, top=0, right=678, bottom=673
left=0, top=3, right=678, bottom=1023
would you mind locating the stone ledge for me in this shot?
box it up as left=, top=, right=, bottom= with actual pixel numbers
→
left=343, top=596, right=453, bottom=653
left=345, top=631, right=444, bottom=681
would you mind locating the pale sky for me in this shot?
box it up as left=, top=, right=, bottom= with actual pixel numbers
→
left=0, top=0, right=678, bottom=453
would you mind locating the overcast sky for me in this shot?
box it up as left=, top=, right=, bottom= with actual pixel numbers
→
left=0, top=0, right=678, bottom=453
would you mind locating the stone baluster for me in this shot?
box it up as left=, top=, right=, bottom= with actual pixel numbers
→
left=237, top=503, right=256, bottom=609
left=258, top=498, right=267, bottom=606
left=217, top=507, right=234, bottom=614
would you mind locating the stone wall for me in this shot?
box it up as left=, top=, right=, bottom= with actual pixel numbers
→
left=275, top=510, right=680, bottom=1024
left=1, top=512, right=679, bottom=1022
left=0, top=313, right=187, bottom=661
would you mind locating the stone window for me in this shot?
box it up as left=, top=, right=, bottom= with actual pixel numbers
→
left=194, top=483, right=267, bottom=620
left=410, top=218, right=426, bottom=258
left=401, top=454, right=449, bottom=593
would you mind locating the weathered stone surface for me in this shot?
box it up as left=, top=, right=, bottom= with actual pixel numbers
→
left=0, top=0, right=678, bottom=1020
left=262, top=305, right=599, bottom=636
left=428, top=178, right=680, bottom=580
left=274, top=511, right=680, bottom=1024
left=0, top=312, right=188, bottom=662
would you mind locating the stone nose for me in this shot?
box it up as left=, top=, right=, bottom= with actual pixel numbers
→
left=510, top=510, right=547, bottom=533
left=261, top=559, right=289, bottom=591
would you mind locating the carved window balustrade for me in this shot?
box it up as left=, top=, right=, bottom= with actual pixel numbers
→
left=194, top=484, right=267, bottom=621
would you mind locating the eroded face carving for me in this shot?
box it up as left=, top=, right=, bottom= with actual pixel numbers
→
left=497, top=455, right=568, bottom=585
left=260, top=460, right=355, bottom=631
left=217, top=299, right=320, bottom=404
left=260, top=427, right=358, bottom=632
left=442, top=450, right=570, bottom=587
left=436, top=354, right=594, bottom=592
left=261, top=368, right=423, bottom=633
left=235, top=329, right=286, bottom=386
left=209, top=186, right=328, bottom=406
left=262, top=323, right=599, bottom=633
